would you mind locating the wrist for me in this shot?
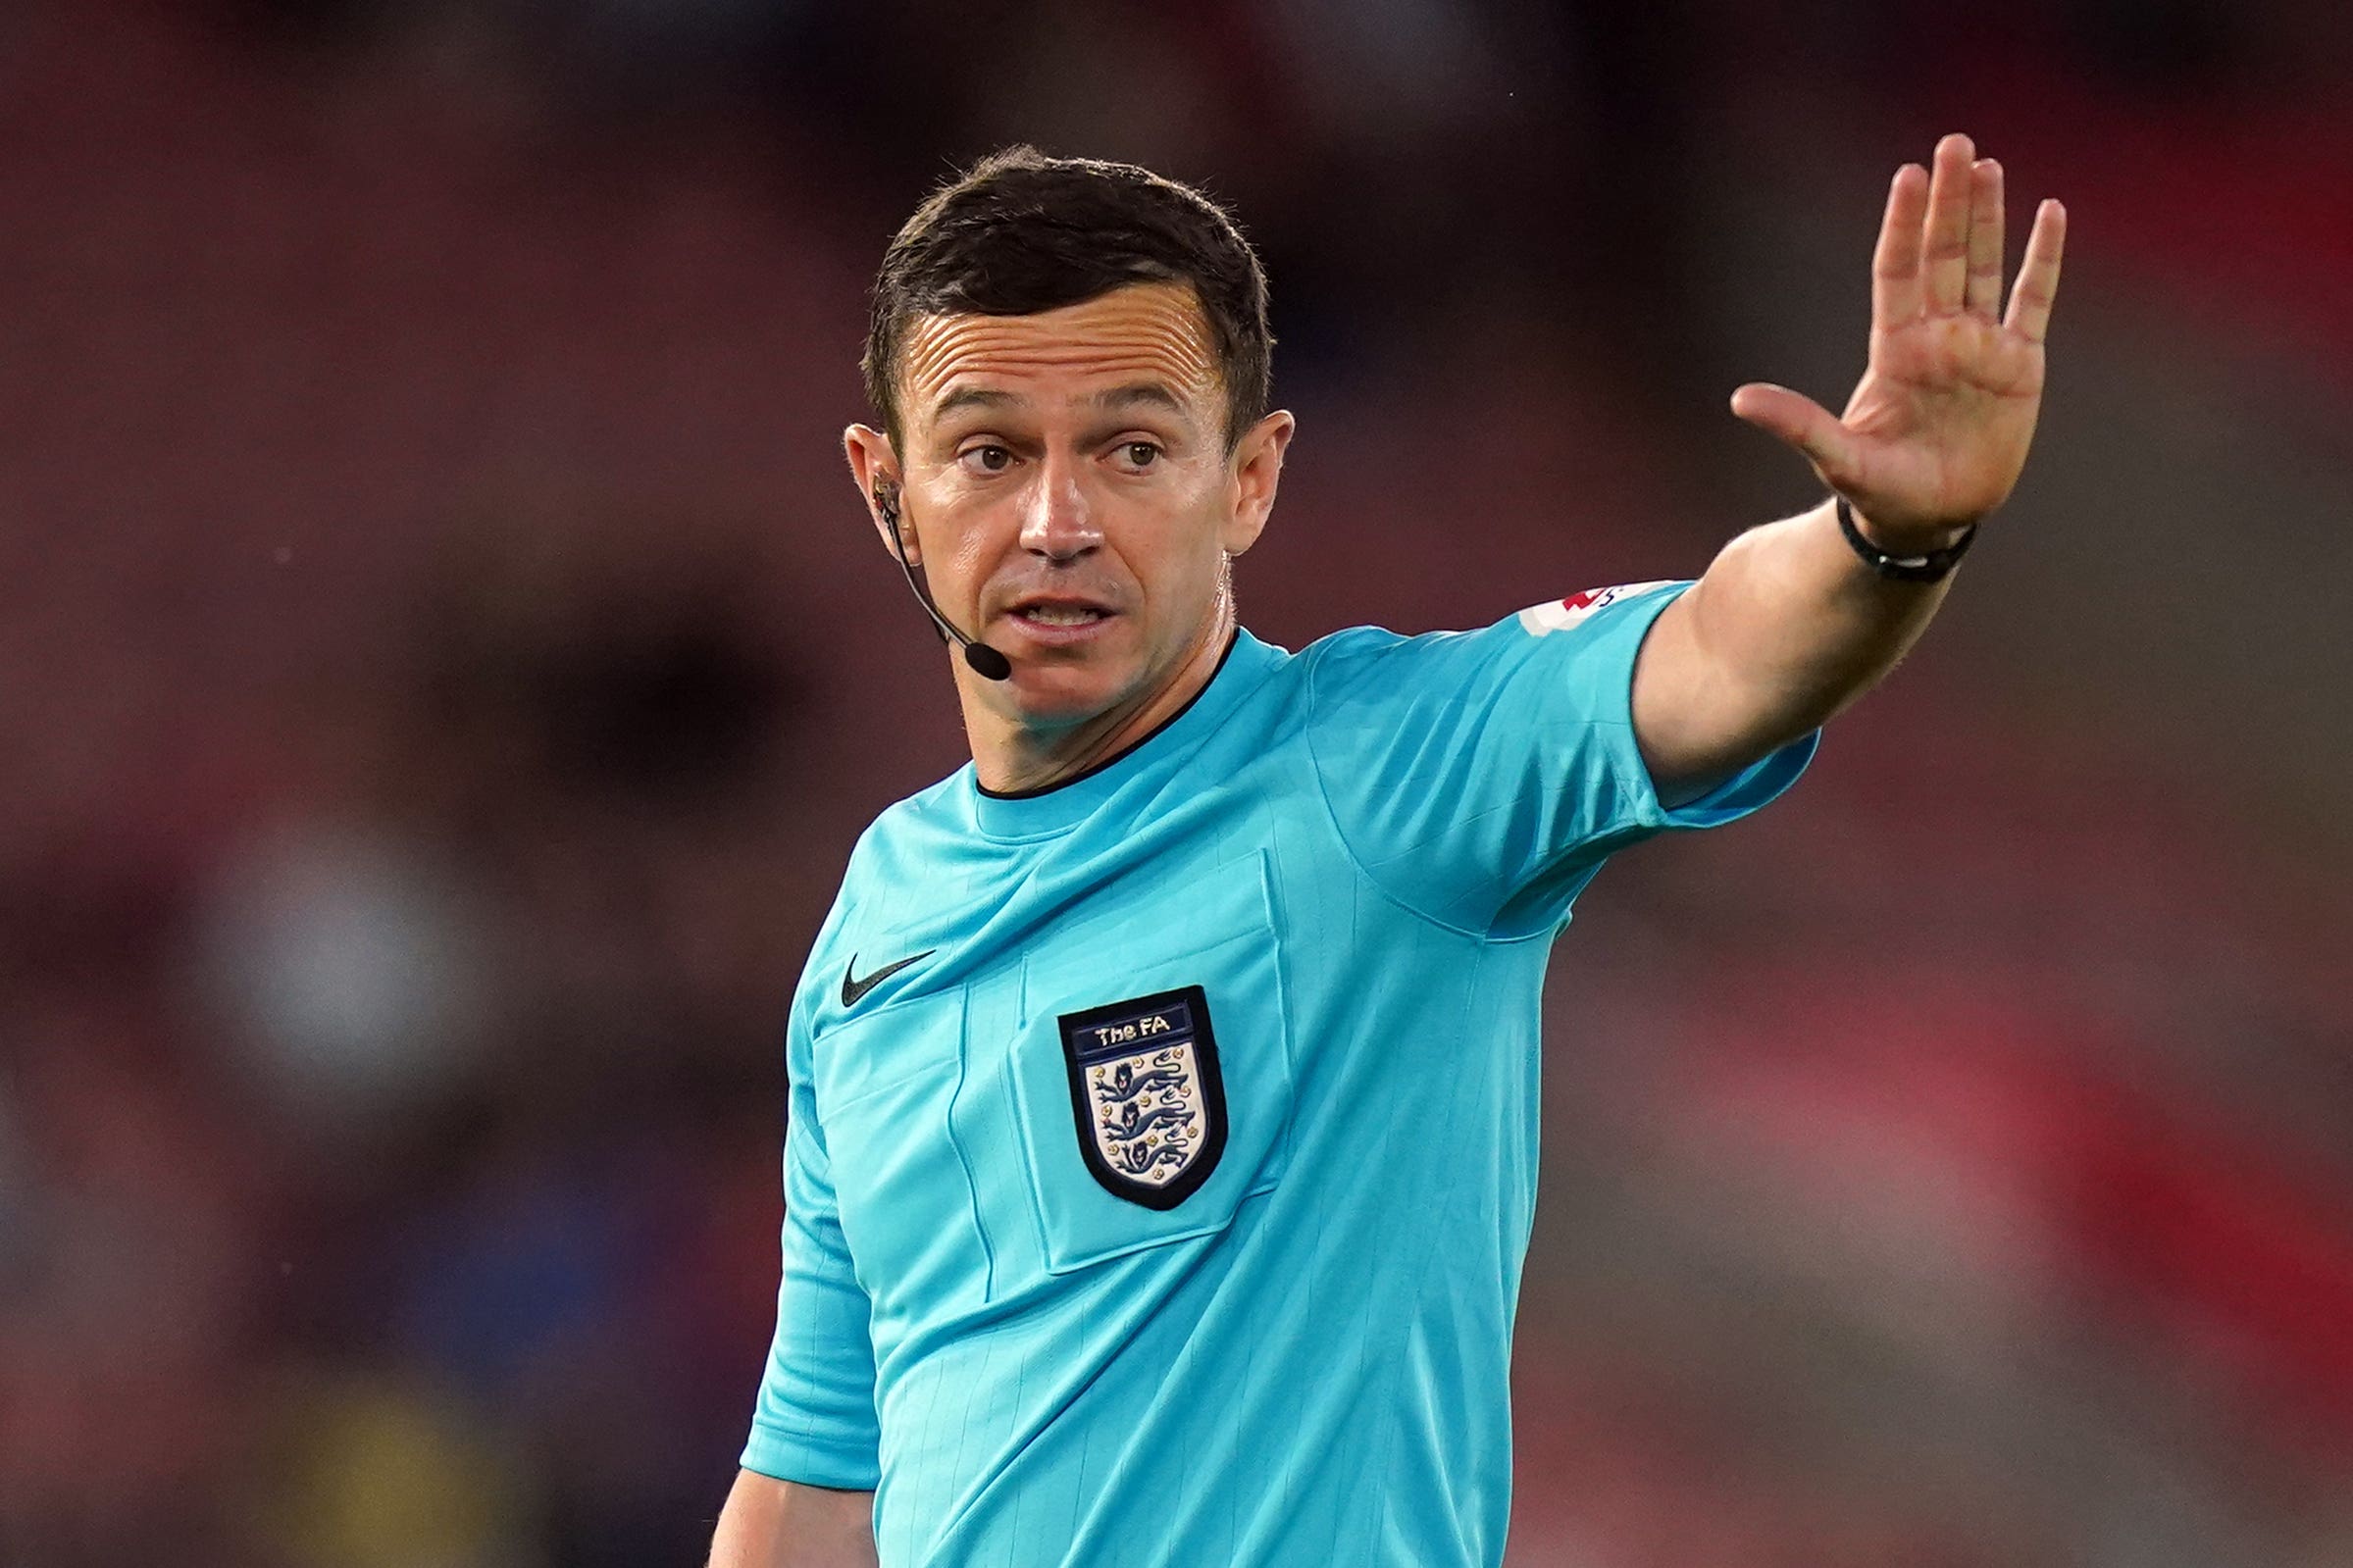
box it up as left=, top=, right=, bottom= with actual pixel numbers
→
left=1846, top=504, right=1975, bottom=556
left=1833, top=495, right=1977, bottom=583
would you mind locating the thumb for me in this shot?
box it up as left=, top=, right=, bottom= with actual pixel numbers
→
left=1730, top=382, right=1855, bottom=483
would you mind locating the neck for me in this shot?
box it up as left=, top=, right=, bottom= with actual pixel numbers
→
left=964, top=592, right=1237, bottom=795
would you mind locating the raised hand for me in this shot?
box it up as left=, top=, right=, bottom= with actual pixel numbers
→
left=1730, top=133, right=2067, bottom=552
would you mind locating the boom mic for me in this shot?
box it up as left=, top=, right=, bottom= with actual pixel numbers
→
left=876, top=486, right=1012, bottom=682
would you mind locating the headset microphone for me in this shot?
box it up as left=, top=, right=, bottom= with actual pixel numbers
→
left=876, top=485, right=1013, bottom=682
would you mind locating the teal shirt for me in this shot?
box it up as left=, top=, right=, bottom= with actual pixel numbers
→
left=744, top=582, right=1816, bottom=1567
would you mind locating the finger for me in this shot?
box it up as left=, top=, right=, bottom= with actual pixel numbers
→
left=1921, top=131, right=1975, bottom=314
left=1730, top=383, right=1856, bottom=482
left=1965, top=158, right=2005, bottom=320
left=1871, top=163, right=1928, bottom=330
left=2004, top=198, right=2068, bottom=343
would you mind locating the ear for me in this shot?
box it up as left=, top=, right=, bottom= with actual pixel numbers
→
left=844, top=424, right=915, bottom=565
left=1220, top=409, right=1296, bottom=558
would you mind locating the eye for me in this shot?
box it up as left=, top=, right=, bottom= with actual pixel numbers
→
left=1120, top=441, right=1162, bottom=470
left=958, top=444, right=1014, bottom=476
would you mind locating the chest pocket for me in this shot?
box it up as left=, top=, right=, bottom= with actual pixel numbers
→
left=1009, top=850, right=1295, bottom=1275
left=813, top=986, right=985, bottom=1324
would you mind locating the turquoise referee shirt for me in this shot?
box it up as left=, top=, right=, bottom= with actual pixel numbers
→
left=743, top=581, right=1816, bottom=1566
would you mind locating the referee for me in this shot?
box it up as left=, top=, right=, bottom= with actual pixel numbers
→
left=711, top=135, right=2065, bottom=1568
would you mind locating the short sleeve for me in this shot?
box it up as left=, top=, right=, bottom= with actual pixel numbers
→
left=1304, top=580, right=1816, bottom=938
left=741, top=1007, right=883, bottom=1490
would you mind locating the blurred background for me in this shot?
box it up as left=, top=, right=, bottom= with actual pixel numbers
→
left=3, top=1, right=2350, bottom=1563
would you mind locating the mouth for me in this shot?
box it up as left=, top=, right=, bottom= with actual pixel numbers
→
left=1003, top=595, right=1117, bottom=635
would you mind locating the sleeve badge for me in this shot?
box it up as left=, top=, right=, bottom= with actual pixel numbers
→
left=1515, top=580, right=1675, bottom=635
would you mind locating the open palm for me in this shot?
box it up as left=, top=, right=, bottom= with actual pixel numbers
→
left=1731, top=133, right=2068, bottom=549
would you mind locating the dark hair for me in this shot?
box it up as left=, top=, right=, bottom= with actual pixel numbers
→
left=863, top=146, right=1272, bottom=452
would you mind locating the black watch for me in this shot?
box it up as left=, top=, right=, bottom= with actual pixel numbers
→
left=1835, top=496, right=1977, bottom=583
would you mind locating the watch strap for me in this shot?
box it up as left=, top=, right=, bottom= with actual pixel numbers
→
left=1835, top=495, right=1977, bottom=582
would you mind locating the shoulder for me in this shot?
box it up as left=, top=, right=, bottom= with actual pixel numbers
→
left=1290, top=622, right=1417, bottom=702
left=842, top=770, right=972, bottom=877
left=788, top=773, right=970, bottom=1025
left=1296, top=582, right=1687, bottom=711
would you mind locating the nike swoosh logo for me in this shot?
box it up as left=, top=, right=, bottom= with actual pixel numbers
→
left=841, top=949, right=936, bottom=1008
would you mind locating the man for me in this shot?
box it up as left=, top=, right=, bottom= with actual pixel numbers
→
left=710, top=136, right=2064, bottom=1567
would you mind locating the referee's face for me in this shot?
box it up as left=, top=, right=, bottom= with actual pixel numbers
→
left=849, top=282, right=1293, bottom=733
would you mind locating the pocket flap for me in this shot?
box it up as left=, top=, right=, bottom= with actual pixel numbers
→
left=1011, top=852, right=1293, bottom=1275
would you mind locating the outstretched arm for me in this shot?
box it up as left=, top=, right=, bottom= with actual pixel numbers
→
left=1633, top=132, right=2068, bottom=802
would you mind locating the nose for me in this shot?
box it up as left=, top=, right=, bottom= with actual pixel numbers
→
left=1018, top=452, right=1100, bottom=562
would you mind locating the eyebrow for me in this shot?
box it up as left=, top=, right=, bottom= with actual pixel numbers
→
left=931, top=385, right=1021, bottom=422
left=1087, top=382, right=1188, bottom=417
left=927, top=381, right=1193, bottom=424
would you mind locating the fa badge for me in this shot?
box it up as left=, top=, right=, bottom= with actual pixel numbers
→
left=1058, top=985, right=1227, bottom=1209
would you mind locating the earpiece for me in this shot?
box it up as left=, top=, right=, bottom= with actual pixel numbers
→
left=875, top=483, right=918, bottom=552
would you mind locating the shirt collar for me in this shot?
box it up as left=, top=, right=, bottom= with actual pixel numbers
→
left=962, top=626, right=1282, bottom=838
